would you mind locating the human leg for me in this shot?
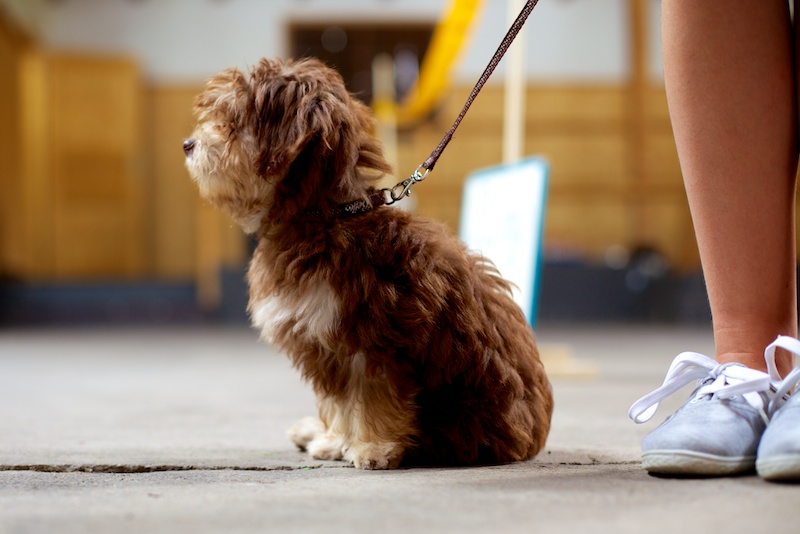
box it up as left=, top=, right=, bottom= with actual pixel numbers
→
left=628, top=0, right=798, bottom=476
left=662, top=0, right=798, bottom=376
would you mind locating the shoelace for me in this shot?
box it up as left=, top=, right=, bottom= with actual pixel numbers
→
left=628, top=352, right=772, bottom=424
left=764, top=335, right=800, bottom=413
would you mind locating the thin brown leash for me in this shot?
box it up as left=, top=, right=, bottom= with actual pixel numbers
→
left=378, top=0, right=541, bottom=207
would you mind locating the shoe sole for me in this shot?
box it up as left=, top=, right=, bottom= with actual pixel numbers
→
left=642, top=450, right=755, bottom=476
left=756, top=454, right=800, bottom=481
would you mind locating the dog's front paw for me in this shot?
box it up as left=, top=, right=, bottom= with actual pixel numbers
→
left=307, top=433, right=346, bottom=461
left=288, top=417, right=345, bottom=461
left=345, top=441, right=404, bottom=470
left=287, top=416, right=325, bottom=451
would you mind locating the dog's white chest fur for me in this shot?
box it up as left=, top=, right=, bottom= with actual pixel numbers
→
left=250, top=282, right=341, bottom=344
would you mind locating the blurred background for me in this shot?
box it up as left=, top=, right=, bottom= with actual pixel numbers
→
left=0, top=0, right=730, bottom=327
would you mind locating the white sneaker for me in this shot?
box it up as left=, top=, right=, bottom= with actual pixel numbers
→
left=757, top=336, right=800, bottom=481
left=629, top=351, right=773, bottom=476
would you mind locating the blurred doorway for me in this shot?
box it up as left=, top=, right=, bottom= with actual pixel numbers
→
left=289, top=22, right=434, bottom=105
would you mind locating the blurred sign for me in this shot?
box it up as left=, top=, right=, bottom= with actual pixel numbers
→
left=459, top=157, right=548, bottom=327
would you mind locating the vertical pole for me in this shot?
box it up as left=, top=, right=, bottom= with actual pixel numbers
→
left=628, top=0, right=649, bottom=246
left=372, top=53, right=399, bottom=183
left=503, top=0, right=526, bottom=164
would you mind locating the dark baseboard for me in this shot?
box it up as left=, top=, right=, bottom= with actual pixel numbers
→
left=0, top=263, right=715, bottom=327
left=537, top=263, right=711, bottom=324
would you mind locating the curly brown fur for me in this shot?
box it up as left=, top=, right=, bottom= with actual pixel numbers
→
left=185, top=57, right=553, bottom=469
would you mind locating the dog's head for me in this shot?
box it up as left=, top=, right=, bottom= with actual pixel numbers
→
left=184, top=57, right=392, bottom=232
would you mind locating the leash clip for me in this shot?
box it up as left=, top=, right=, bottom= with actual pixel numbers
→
left=382, top=165, right=431, bottom=206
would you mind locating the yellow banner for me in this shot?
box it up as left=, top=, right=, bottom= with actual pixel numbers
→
left=395, top=0, right=486, bottom=126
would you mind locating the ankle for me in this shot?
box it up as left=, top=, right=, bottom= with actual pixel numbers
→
left=717, top=349, right=794, bottom=377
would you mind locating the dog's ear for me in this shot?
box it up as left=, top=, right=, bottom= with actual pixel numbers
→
left=251, top=59, right=350, bottom=178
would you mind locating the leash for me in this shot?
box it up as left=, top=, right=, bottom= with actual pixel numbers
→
left=379, top=0, right=540, bottom=207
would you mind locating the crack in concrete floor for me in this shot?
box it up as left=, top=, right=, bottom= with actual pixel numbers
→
left=0, top=463, right=345, bottom=473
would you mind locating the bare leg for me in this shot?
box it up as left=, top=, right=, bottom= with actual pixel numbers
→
left=663, top=0, right=798, bottom=376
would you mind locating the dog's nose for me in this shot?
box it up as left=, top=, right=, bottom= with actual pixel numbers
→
left=183, top=139, right=196, bottom=156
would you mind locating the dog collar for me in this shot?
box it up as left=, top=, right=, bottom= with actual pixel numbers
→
left=301, top=189, right=388, bottom=219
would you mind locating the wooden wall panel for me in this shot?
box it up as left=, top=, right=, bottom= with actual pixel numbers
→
left=147, top=86, right=201, bottom=279
left=48, top=55, right=146, bottom=280
left=643, top=133, right=682, bottom=184
left=147, top=85, right=248, bottom=307
left=639, top=198, right=698, bottom=268
left=529, top=133, right=629, bottom=185
left=18, top=50, right=53, bottom=278
left=0, top=15, right=27, bottom=277
left=396, top=83, right=696, bottom=270
left=545, top=197, right=630, bottom=259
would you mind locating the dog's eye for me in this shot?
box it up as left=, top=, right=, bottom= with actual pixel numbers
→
left=212, top=123, right=235, bottom=140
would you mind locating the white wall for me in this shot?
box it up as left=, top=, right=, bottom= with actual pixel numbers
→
left=468, top=0, right=629, bottom=83
left=35, top=0, right=662, bottom=84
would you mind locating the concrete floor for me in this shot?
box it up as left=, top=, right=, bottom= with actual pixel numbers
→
left=0, top=324, right=798, bottom=534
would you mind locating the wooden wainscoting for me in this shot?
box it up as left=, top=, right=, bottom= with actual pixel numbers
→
left=147, top=86, right=203, bottom=281
left=3, top=48, right=246, bottom=293
left=47, top=54, right=147, bottom=280
left=147, top=85, right=248, bottom=307
left=0, top=13, right=32, bottom=277
left=5, top=49, right=149, bottom=281
left=397, top=83, right=699, bottom=270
